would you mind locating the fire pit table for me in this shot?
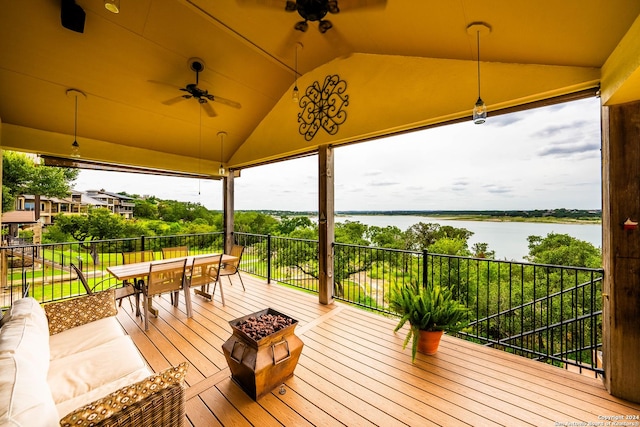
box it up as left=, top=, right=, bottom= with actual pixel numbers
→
left=222, top=308, right=304, bottom=400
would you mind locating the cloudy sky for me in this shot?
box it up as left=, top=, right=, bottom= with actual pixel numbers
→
left=73, top=97, right=602, bottom=212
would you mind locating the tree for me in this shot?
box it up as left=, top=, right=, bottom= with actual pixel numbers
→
left=47, top=208, right=125, bottom=265
left=133, top=198, right=159, bottom=219
left=367, top=225, right=408, bottom=249
left=525, top=233, right=601, bottom=268
left=275, top=216, right=314, bottom=235
left=335, top=221, right=369, bottom=245
left=471, top=242, right=495, bottom=259
left=405, top=222, right=473, bottom=251
left=2, top=151, right=78, bottom=213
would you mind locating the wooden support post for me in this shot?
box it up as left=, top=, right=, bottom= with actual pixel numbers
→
left=223, top=173, right=235, bottom=254
left=0, top=146, right=4, bottom=290
left=601, top=100, right=640, bottom=403
left=318, top=145, right=334, bottom=305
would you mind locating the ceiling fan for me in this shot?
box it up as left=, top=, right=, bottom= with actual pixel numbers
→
left=161, top=58, right=241, bottom=117
left=239, top=0, right=386, bottom=33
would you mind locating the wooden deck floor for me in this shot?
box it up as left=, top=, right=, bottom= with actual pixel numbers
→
left=116, top=275, right=640, bottom=426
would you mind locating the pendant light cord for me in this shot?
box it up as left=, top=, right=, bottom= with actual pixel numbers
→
left=74, top=94, right=78, bottom=141
left=476, top=30, right=481, bottom=99
left=198, top=107, right=202, bottom=195
left=295, top=44, right=298, bottom=85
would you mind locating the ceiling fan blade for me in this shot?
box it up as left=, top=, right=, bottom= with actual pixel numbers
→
left=236, top=0, right=284, bottom=10
left=201, top=101, right=218, bottom=117
left=212, top=96, right=242, bottom=109
left=337, top=0, right=387, bottom=12
left=162, top=96, right=188, bottom=106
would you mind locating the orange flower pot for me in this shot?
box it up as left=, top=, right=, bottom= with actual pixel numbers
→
left=417, top=330, right=444, bottom=355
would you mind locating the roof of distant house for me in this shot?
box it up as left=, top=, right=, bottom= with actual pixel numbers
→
left=19, top=195, right=75, bottom=204
left=85, top=189, right=134, bottom=200
left=2, top=211, right=36, bottom=224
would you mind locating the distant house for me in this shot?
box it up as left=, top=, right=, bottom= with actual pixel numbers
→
left=84, top=190, right=135, bottom=219
left=15, top=194, right=84, bottom=225
left=12, top=189, right=135, bottom=225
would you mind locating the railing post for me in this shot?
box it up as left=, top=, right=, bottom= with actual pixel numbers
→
left=422, top=249, right=428, bottom=288
left=267, top=234, right=272, bottom=284
left=141, top=235, right=145, bottom=252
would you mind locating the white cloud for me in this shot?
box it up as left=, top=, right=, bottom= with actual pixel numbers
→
left=74, top=97, right=602, bottom=212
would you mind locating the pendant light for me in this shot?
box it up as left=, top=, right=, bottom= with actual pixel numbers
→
left=217, top=131, right=227, bottom=176
left=292, top=42, right=303, bottom=103
left=467, top=22, right=491, bottom=125
left=66, top=88, right=85, bottom=158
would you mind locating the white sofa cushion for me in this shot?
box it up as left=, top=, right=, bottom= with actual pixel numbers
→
left=49, top=316, right=125, bottom=360
left=0, top=356, right=59, bottom=427
left=0, top=315, right=50, bottom=378
left=0, top=300, right=58, bottom=427
left=48, top=335, right=152, bottom=417
left=5, top=297, right=49, bottom=335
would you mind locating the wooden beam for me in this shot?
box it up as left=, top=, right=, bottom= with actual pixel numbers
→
left=318, top=145, right=334, bottom=305
left=601, top=100, right=640, bottom=403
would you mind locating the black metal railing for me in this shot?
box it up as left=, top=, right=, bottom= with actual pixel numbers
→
left=1, top=231, right=603, bottom=374
left=421, top=253, right=603, bottom=375
left=233, top=233, right=320, bottom=293
left=0, top=233, right=223, bottom=306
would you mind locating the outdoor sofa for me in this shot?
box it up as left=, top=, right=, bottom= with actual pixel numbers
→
left=0, top=289, right=187, bottom=426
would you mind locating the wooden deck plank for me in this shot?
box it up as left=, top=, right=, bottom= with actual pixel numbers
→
left=197, top=381, right=253, bottom=427
left=185, top=397, right=222, bottom=427
left=276, top=376, right=350, bottom=426
left=279, top=371, right=375, bottom=427
left=112, top=274, right=640, bottom=426
left=248, top=389, right=316, bottom=427
left=215, top=379, right=283, bottom=427
left=312, top=309, right=566, bottom=425
left=327, top=305, right=640, bottom=423
left=302, top=324, right=518, bottom=426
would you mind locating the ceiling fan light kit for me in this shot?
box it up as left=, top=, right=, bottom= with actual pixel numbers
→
left=287, top=0, right=338, bottom=33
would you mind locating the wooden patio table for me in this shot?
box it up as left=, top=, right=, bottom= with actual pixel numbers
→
left=106, top=253, right=238, bottom=316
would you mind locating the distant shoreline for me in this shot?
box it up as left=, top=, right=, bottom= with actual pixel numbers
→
left=336, top=213, right=601, bottom=225
left=254, top=209, right=603, bottom=225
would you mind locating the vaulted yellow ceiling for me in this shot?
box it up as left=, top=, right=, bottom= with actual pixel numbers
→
left=1, top=1, right=639, bottom=177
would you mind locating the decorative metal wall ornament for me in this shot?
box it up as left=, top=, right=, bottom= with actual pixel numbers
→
left=297, top=74, right=348, bottom=141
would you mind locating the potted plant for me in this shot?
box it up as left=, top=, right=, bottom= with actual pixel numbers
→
left=390, top=281, right=468, bottom=361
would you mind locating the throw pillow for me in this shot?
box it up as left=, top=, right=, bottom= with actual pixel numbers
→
left=45, top=289, right=117, bottom=335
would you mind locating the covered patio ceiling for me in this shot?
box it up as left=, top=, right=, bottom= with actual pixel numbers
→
left=1, top=1, right=640, bottom=178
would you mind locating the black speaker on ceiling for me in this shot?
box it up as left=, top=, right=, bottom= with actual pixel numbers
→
left=61, top=0, right=85, bottom=33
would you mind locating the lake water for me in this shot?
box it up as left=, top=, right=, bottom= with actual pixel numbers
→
left=336, top=215, right=602, bottom=262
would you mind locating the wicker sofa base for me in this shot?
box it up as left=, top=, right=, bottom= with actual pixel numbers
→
left=95, top=384, right=185, bottom=427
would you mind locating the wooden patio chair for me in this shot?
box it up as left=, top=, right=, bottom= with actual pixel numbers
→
left=69, top=263, right=138, bottom=312
left=121, top=250, right=156, bottom=315
left=185, top=254, right=224, bottom=316
left=161, top=246, right=188, bottom=259
left=217, top=244, right=245, bottom=291
left=160, top=246, right=188, bottom=305
left=122, top=249, right=155, bottom=264
left=143, top=258, right=188, bottom=331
